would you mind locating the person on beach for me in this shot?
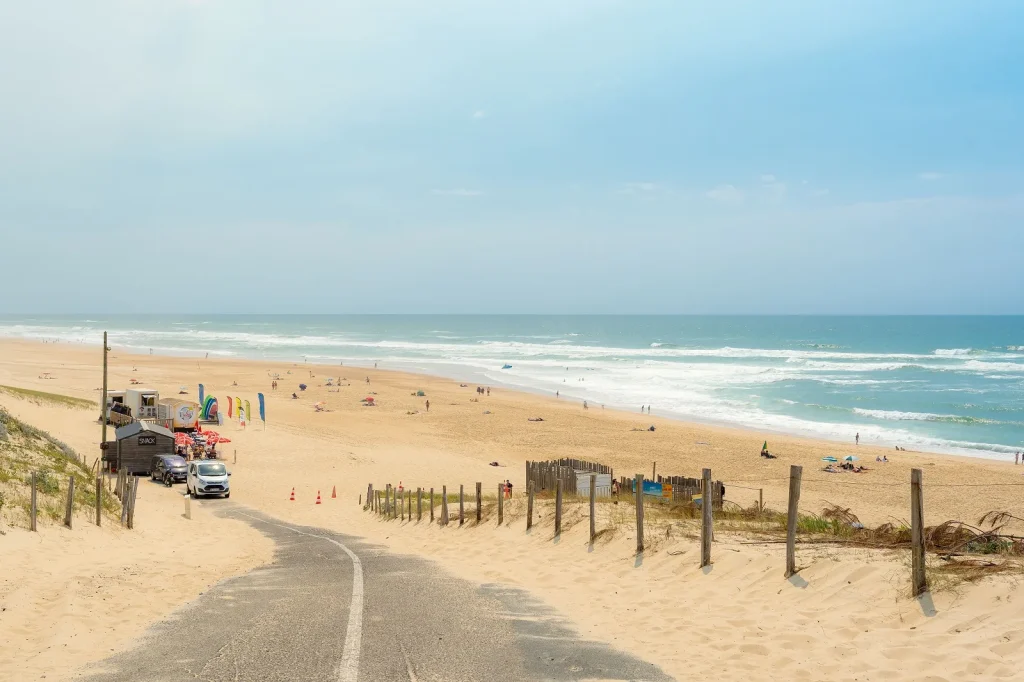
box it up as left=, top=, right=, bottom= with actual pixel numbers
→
left=506, top=480, right=513, bottom=498
left=583, top=400, right=588, bottom=410
left=855, top=432, right=860, bottom=445
left=425, top=399, right=430, bottom=412
left=556, top=391, right=559, bottom=398
left=487, top=387, right=490, bottom=396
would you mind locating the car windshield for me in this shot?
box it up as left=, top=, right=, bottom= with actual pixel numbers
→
left=198, top=463, right=226, bottom=476
left=167, top=457, right=187, bottom=467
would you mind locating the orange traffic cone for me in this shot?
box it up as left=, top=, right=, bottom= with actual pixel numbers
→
left=331, top=485, right=337, bottom=499
left=289, top=487, right=295, bottom=501
left=315, top=490, right=322, bottom=505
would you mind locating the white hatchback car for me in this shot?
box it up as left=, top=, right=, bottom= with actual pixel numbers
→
left=186, top=460, right=231, bottom=499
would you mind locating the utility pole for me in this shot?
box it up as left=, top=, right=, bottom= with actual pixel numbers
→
left=100, top=332, right=109, bottom=453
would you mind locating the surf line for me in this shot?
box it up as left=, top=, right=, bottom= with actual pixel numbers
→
left=235, top=511, right=364, bottom=682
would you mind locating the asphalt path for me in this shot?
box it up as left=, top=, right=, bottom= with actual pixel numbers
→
left=83, top=503, right=671, bottom=682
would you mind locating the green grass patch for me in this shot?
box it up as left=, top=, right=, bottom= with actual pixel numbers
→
left=0, top=384, right=96, bottom=410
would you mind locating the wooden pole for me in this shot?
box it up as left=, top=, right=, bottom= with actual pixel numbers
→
left=635, top=473, right=644, bottom=553
left=406, top=490, right=410, bottom=520
left=911, top=468, right=927, bottom=597
left=184, top=491, right=191, bottom=520
left=589, top=473, right=596, bottom=543
left=652, top=461, right=656, bottom=481
left=785, top=465, right=803, bottom=577
left=459, top=484, right=465, bottom=526
left=497, top=484, right=504, bottom=526
left=64, top=475, right=75, bottom=529
left=401, top=489, right=405, bottom=521
left=430, top=487, right=435, bottom=522
left=417, top=487, right=422, bottom=521
left=475, top=481, right=482, bottom=523
left=759, top=488, right=763, bottom=514
left=234, top=449, right=237, bottom=464
left=95, top=476, right=102, bottom=526
left=700, top=468, right=712, bottom=568
left=100, top=331, right=108, bottom=445
left=554, top=479, right=562, bottom=537
left=441, top=485, right=449, bottom=526
left=527, top=481, right=534, bottom=530
left=30, top=472, right=38, bottom=532
left=128, top=476, right=138, bottom=529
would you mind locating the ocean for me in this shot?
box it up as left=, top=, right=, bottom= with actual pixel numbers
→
left=2, top=315, right=1023, bottom=460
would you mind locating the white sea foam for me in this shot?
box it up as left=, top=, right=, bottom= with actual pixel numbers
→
left=933, top=348, right=974, bottom=356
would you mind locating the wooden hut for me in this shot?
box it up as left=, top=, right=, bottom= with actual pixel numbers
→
left=107, top=421, right=175, bottom=474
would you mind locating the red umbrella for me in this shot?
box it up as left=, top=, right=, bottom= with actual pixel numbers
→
left=174, top=433, right=191, bottom=446
left=210, top=435, right=231, bottom=444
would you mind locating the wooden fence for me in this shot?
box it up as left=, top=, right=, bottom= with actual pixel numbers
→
left=526, top=458, right=613, bottom=496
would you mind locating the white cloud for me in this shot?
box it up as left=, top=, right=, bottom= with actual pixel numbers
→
left=618, top=182, right=662, bottom=195
left=705, top=184, right=744, bottom=204
left=431, top=188, right=483, bottom=197
left=919, top=171, right=944, bottom=181
left=472, top=110, right=486, bottom=119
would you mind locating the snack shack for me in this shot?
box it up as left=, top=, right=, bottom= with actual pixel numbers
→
left=108, top=421, right=175, bottom=474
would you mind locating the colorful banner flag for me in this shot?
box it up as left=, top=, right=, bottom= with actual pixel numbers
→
left=236, top=397, right=242, bottom=420
left=198, top=383, right=205, bottom=407
left=227, top=396, right=233, bottom=418
left=258, top=393, right=265, bottom=422
left=245, top=400, right=251, bottom=425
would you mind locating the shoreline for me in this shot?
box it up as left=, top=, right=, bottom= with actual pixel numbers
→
left=5, top=335, right=1012, bottom=463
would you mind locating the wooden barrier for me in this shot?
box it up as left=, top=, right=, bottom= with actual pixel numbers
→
left=476, top=482, right=482, bottom=523
left=554, top=479, right=562, bottom=537
left=441, top=485, right=449, bottom=526
left=120, top=477, right=130, bottom=526
left=700, top=468, right=712, bottom=568
left=911, top=468, right=927, bottom=596
left=30, top=472, right=37, bottom=532
left=430, top=487, right=435, bottom=522
left=127, top=476, right=138, bottom=529
left=785, top=465, right=803, bottom=577
left=417, top=487, right=422, bottom=521
left=527, top=481, right=534, bottom=530
left=459, top=484, right=465, bottom=526
left=96, top=477, right=102, bottom=527
left=406, top=490, right=411, bottom=520
left=498, top=483, right=504, bottom=526
left=635, top=473, right=644, bottom=553
left=366, top=484, right=373, bottom=510
left=401, top=489, right=405, bottom=521
left=64, top=476, right=75, bottom=529
left=589, top=473, right=596, bottom=542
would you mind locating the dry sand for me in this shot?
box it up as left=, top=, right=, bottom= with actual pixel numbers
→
left=3, top=338, right=1024, bottom=681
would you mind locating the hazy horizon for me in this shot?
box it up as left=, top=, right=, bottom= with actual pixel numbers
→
left=1, top=1, right=1022, bottom=315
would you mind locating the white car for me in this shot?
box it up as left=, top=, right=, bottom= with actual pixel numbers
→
left=186, top=460, right=231, bottom=499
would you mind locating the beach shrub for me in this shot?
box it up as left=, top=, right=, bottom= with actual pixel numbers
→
left=26, top=471, right=60, bottom=496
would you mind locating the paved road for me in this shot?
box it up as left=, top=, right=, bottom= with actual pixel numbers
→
left=83, top=505, right=671, bottom=682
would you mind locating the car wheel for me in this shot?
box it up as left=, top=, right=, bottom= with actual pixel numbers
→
left=224, top=492, right=230, bottom=499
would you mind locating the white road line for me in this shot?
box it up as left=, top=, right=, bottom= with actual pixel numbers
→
left=236, top=512, right=364, bottom=682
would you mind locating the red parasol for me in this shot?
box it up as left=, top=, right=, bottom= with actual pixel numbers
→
left=209, top=435, right=231, bottom=444
left=174, top=433, right=191, bottom=446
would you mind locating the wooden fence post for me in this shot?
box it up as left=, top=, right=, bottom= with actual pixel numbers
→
left=30, top=472, right=38, bottom=532
left=366, top=484, right=372, bottom=510
left=911, top=468, right=927, bottom=596
left=635, top=473, right=644, bottom=553
left=554, top=479, right=563, bottom=537
left=527, top=481, right=534, bottom=530
left=417, top=487, right=422, bottom=521
left=441, top=485, right=449, bottom=526
left=700, top=468, right=712, bottom=568
left=120, top=477, right=129, bottom=526
left=759, top=488, right=763, bottom=514
left=406, top=490, right=411, bottom=520
left=785, top=465, right=803, bottom=577
left=652, top=461, right=656, bottom=481
left=64, top=475, right=75, bottom=529
left=589, top=473, right=596, bottom=543
left=401, top=489, right=405, bottom=521
left=95, top=477, right=102, bottom=526
left=430, top=487, right=435, bottom=522
left=476, top=482, right=482, bottom=523
left=498, top=483, right=504, bottom=526
left=130, top=475, right=139, bottom=529
left=459, top=485, right=465, bottom=525
left=233, top=449, right=237, bottom=464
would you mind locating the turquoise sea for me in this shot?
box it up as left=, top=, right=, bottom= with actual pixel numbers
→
left=2, top=315, right=1023, bottom=460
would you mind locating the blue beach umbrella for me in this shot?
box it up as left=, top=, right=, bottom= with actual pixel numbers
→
left=844, top=455, right=859, bottom=462
left=821, top=456, right=838, bottom=462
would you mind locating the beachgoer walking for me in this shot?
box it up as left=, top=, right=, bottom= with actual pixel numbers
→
left=374, top=362, right=378, bottom=369
left=486, top=387, right=490, bottom=396
left=425, top=399, right=430, bottom=412
left=583, top=400, right=588, bottom=410
left=366, top=376, right=370, bottom=384
left=556, top=391, right=559, bottom=398
left=855, top=432, right=860, bottom=445
left=506, top=480, right=513, bottom=498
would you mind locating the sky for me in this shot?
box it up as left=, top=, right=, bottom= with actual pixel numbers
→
left=1, top=0, right=1022, bottom=314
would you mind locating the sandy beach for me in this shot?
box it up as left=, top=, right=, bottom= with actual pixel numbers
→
left=4, top=338, right=1024, bottom=681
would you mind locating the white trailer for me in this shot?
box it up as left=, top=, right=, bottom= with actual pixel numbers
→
left=125, top=388, right=160, bottom=419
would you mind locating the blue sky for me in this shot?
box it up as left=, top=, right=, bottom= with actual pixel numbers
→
left=1, top=0, right=1022, bottom=314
